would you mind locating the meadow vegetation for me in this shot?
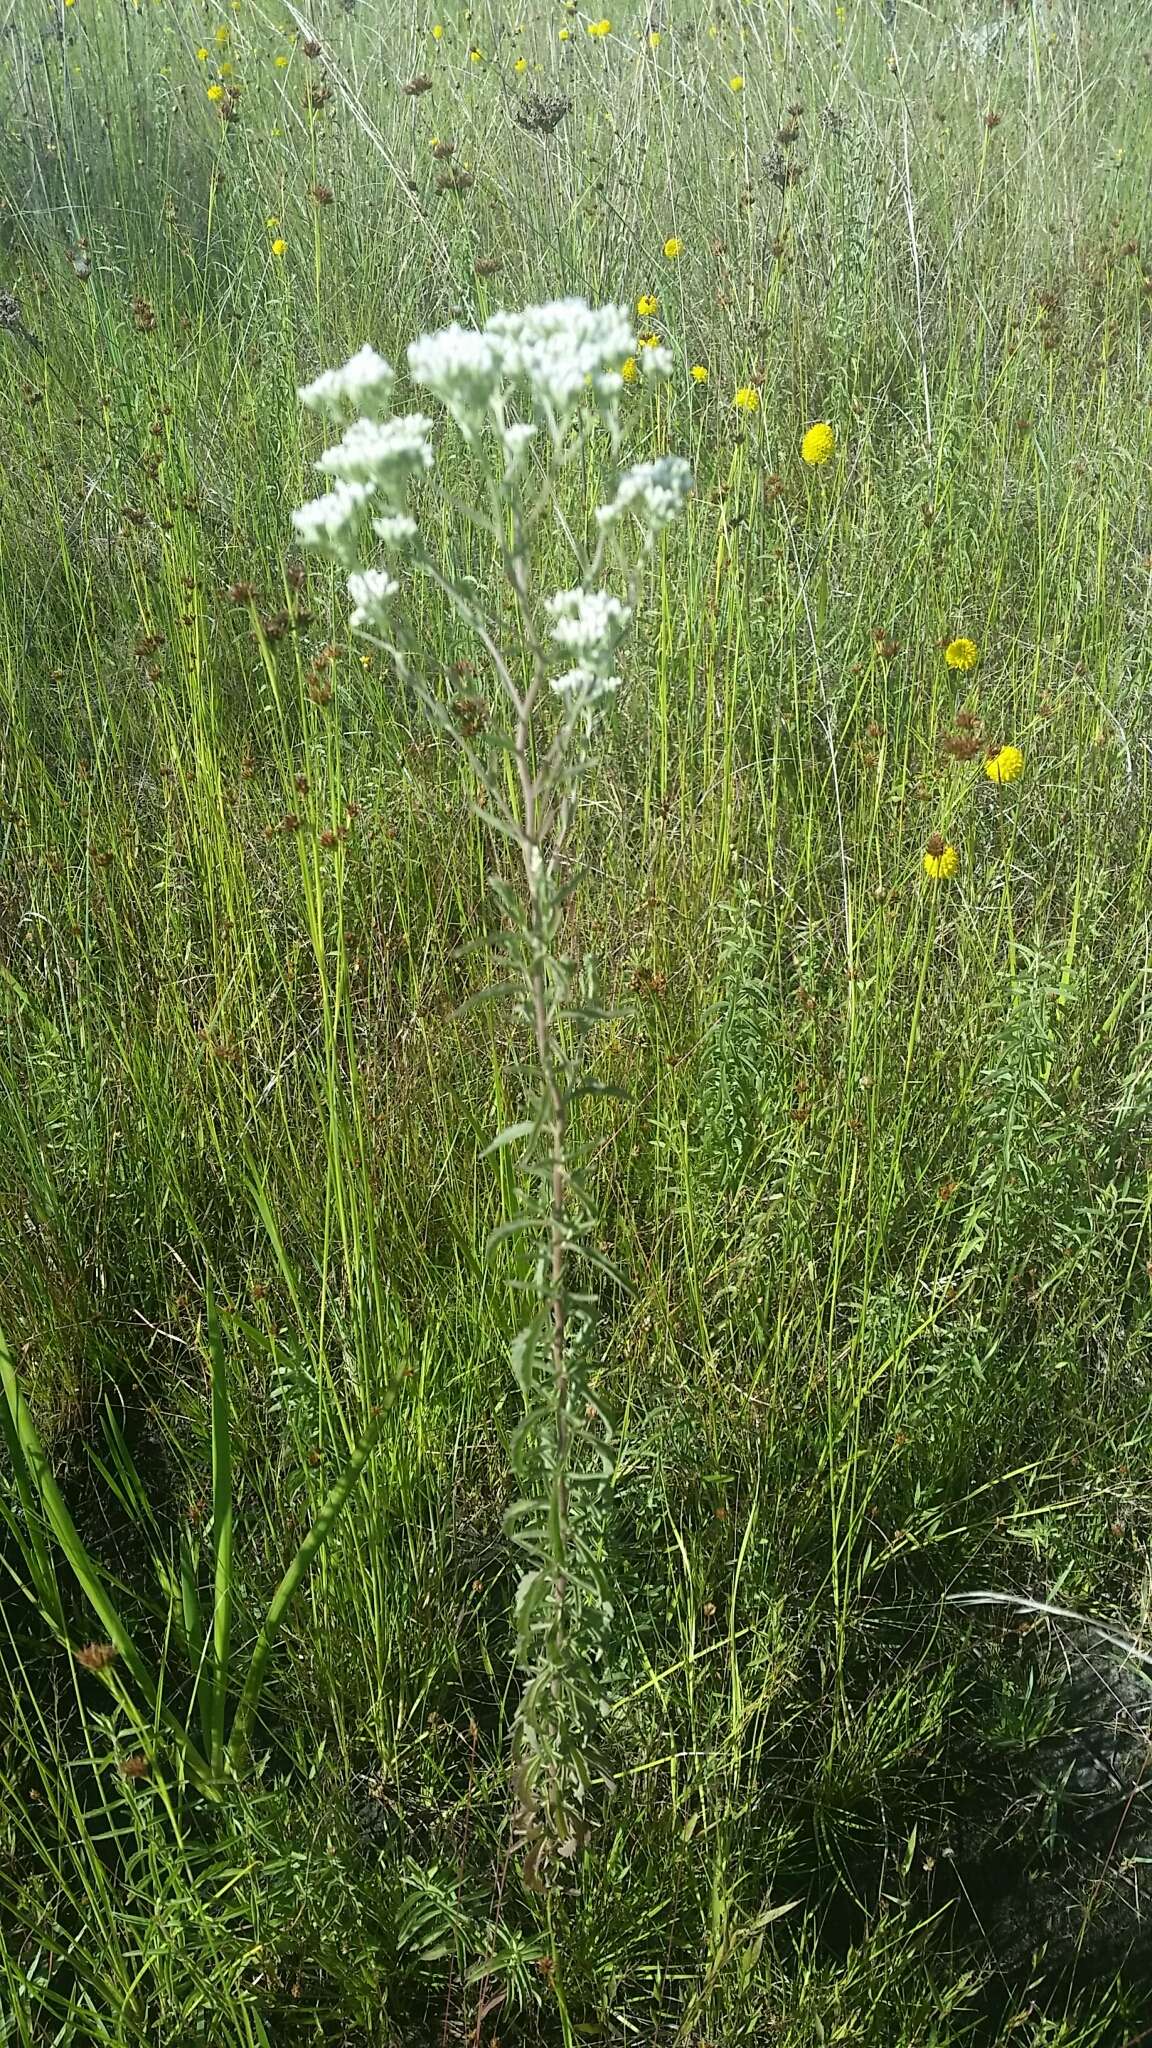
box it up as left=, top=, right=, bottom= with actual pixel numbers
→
left=3, top=0, right=1152, bottom=2040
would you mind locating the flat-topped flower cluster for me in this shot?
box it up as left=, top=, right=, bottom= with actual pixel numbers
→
left=291, top=298, right=692, bottom=709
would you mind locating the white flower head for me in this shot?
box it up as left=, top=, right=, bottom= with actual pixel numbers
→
left=316, top=413, right=435, bottom=496
left=371, top=512, right=420, bottom=550
left=298, top=345, right=395, bottom=421
left=639, top=342, right=673, bottom=382
left=485, top=298, right=635, bottom=426
left=407, top=324, right=506, bottom=438
left=550, top=663, right=623, bottom=705
left=291, top=480, right=375, bottom=565
left=597, top=456, right=694, bottom=534
left=545, top=587, right=632, bottom=706
left=500, top=420, right=538, bottom=476
left=347, top=567, right=398, bottom=629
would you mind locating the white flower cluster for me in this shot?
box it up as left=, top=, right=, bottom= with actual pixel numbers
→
left=298, top=344, right=395, bottom=421
left=404, top=298, right=655, bottom=448
left=545, top=587, right=633, bottom=704
left=293, top=389, right=432, bottom=572
left=290, top=480, right=376, bottom=567
left=406, top=324, right=506, bottom=440
left=371, top=512, right=419, bottom=550
left=486, top=298, right=637, bottom=417
left=291, top=309, right=690, bottom=655
left=316, top=414, right=434, bottom=491
left=347, top=567, right=398, bottom=628
left=597, top=455, right=694, bottom=534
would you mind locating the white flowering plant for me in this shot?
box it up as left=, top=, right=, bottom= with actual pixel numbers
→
left=294, top=299, right=692, bottom=1884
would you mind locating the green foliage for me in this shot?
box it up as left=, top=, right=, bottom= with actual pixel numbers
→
left=2, top=0, right=1152, bottom=2040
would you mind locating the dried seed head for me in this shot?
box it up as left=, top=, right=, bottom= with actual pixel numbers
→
left=77, top=1642, right=119, bottom=1672
left=514, top=92, right=572, bottom=137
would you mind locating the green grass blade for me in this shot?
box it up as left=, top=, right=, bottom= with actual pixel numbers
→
left=0, top=1330, right=215, bottom=1790
left=227, top=1404, right=387, bottom=1772
left=206, top=1291, right=234, bottom=1778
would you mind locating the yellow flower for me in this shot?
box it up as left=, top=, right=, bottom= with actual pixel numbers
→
left=637, top=332, right=660, bottom=350
left=801, top=421, right=836, bottom=465
left=621, top=356, right=639, bottom=383
left=469, top=46, right=484, bottom=61
left=218, top=60, right=233, bottom=75
left=734, top=385, right=760, bottom=412
left=663, top=236, right=683, bottom=260
left=690, top=363, right=709, bottom=383
left=274, top=52, right=289, bottom=66
left=944, top=636, right=979, bottom=672
left=266, top=214, right=280, bottom=228
left=587, top=17, right=611, bottom=36
left=984, top=744, right=1024, bottom=785
left=432, top=22, right=443, bottom=37
left=636, top=293, right=659, bottom=317
left=558, top=26, right=569, bottom=38
left=647, top=28, right=660, bottom=45
left=729, top=73, right=745, bottom=91
left=923, top=837, right=959, bottom=881
left=206, top=82, right=225, bottom=100
left=214, top=22, right=230, bottom=42
left=514, top=55, right=527, bottom=70
left=270, top=237, right=286, bottom=257
left=196, top=46, right=209, bottom=60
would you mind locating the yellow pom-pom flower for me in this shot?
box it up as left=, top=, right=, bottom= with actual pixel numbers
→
left=801, top=421, right=836, bottom=465
left=944, top=636, right=979, bottom=671
left=923, top=836, right=959, bottom=881
left=432, top=22, right=443, bottom=37
left=729, top=74, right=745, bottom=91
left=270, top=238, right=287, bottom=257
left=984, top=744, right=1024, bottom=785
left=636, top=293, right=659, bottom=317
left=514, top=55, right=527, bottom=70
left=587, top=18, right=611, bottom=37
left=734, top=386, right=760, bottom=412
left=206, top=82, right=225, bottom=100
left=620, top=355, right=638, bottom=383
left=690, top=363, right=709, bottom=383
left=663, top=236, right=683, bottom=260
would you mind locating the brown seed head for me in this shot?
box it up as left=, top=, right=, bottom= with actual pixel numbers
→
left=77, top=1642, right=119, bottom=1672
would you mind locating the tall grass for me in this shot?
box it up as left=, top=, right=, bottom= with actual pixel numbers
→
left=3, top=0, right=1152, bottom=2040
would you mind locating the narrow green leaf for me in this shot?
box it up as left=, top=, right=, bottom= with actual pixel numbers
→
left=228, top=1404, right=386, bottom=1771
left=206, top=1292, right=233, bottom=1778
left=0, top=1331, right=215, bottom=1791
